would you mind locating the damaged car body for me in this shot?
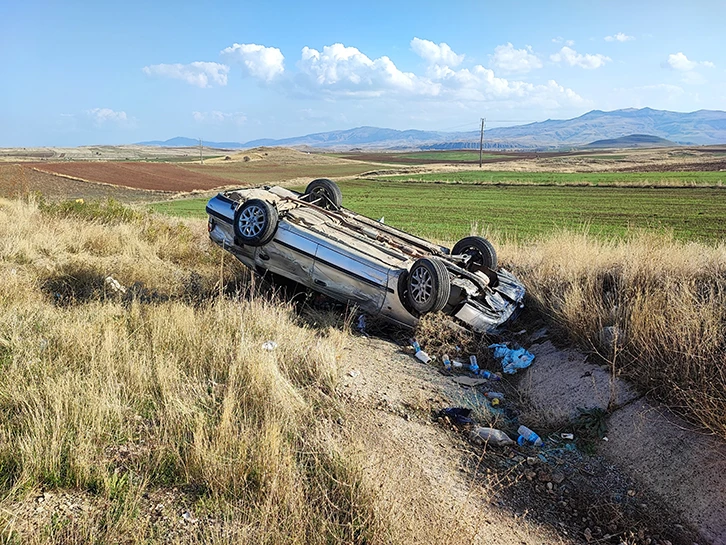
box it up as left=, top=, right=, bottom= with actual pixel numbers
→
left=206, top=178, right=525, bottom=333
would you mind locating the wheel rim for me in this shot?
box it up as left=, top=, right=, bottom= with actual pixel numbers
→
left=238, top=204, right=266, bottom=237
left=310, top=188, right=331, bottom=206
left=410, top=266, right=433, bottom=305
left=462, top=247, right=483, bottom=267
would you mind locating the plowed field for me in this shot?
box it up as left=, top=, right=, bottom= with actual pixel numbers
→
left=27, top=162, right=232, bottom=192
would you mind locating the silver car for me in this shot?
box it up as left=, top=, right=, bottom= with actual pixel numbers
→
left=206, top=179, right=525, bottom=332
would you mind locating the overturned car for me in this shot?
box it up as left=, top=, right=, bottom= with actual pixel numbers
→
left=206, top=179, right=525, bottom=332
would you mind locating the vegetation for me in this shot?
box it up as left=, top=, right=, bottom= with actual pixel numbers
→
left=0, top=197, right=483, bottom=544
left=376, top=169, right=726, bottom=186
left=151, top=179, right=726, bottom=242
left=499, top=229, right=726, bottom=439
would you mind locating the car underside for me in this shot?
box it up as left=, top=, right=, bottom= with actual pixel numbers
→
left=207, top=179, right=525, bottom=332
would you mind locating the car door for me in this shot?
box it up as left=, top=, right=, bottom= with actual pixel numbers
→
left=255, top=221, right=317, bottom=286
left=311, top=241, right=390, bottom=314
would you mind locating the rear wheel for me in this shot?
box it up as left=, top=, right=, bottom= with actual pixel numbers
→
left=406, top=258, right=451, bottom=314
left=303, top=178, right=342, bottom=210
left=452, top=236, right=497, bottom=271
left=233, top=199, right=278, bottom=246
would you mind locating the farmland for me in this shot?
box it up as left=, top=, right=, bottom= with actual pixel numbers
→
left=27, top=162, right=233, bottom=192
left=152, top=180, right=726, bottom=242
left=374, top=169, right=726, bottom=187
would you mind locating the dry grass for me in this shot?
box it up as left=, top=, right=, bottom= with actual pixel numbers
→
left=0, top=197, right=501, bottom=544
left=0, top=197, right=392, bottom=543
left=493, top=228, right=726, bottom=439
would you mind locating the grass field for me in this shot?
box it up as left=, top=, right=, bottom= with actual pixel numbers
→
left=151, top=179, right=726, bottom=242
left=377, top=170, right=726, bottom=186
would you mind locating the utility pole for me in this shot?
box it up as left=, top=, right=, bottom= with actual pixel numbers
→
left=479, top=118, right=485, bottom=168
left=199, top=137, right=204, bottom=165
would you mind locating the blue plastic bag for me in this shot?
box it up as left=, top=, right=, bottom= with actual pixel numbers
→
left=488, top=343, right=535, bottom=374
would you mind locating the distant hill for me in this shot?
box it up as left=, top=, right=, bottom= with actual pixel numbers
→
left=584, top=134, right=677, bottom=149
left=137, top=108, right=726, bottom=151
left=137, top=137, right=247, bottom=149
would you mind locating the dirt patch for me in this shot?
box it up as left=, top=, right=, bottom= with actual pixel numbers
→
left=25, top=162, right=232, bottom=192
left=0, top=164, right=170, bottom=202
left=339, top=331, right=706, bottom=545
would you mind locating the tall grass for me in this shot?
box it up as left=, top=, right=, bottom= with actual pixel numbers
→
left=0, top=198, right=388, bottom=543
left=496, top=228, right=726, bottom=439
left=0, top=197, right=488, bottom=544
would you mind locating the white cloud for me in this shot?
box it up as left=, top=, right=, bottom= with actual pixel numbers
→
left=666, top=52, right=714, bottom=71
left=295, top=41, right=585, bottom=108
left=552, top=37, right=575, bottom=47
left=605, top=32, right=635, bottom=42
left=410, top=37, right=464, bottom=67
left=550, top=46, right=610, bottom=69
left=221, top=43, right=285, bottom=81
left=192, top=111, right=247, bottom=125
left=142, top=62, right=229, bottom=88
left=297, top=43, right=423, bottom=97
left=85, top=108, right=131, bottom=127
left=490, top=43, right=542, bottom=74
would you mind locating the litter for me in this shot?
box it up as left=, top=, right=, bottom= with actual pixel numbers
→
left=357, top=315, right=366, bottom=332
left=489, top=343, right=535, bottom=374
left=468, top=355, right=480, bottom=374
left=517, top=425, right=544, bottom=447
left=483, top=392, right=504, bottom=400
left=452, top=359, right=464, bottom=368
left=452, top=376, right=489, bottom=387
left=442, top=354, right=452, bottom=370
left=261, top=341, right=278, bottom=351
left=469, top=427, right=514, bottom=446
left=439, top=407, right=474, bottom=425
left=561, top=433, right=574, bottom=440
left=105, top=275, right=126, bottom=295
left=479, top=369, right=501, bottom=381
left=415, top=350, right=431, bottom=363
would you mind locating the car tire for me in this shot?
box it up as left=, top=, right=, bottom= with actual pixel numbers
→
left=303, top=178, right=342, bottom=210
left=233, top=199, right=278, bottom=246
left=452, top=236, right=498, bottom=270
left=406, top=258, right=451, bottom=314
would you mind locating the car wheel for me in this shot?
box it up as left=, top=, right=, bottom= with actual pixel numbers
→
left=452, top=236, right=498, bottom=270
left=406, top=258, right=451, bottom=314
left=233, top=199, right=278, bottom=246
left=303, top=178, right=342, bottom=210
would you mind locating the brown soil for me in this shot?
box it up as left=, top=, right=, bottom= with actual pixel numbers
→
left=0, top=164, right=170, bottom=202
left=24, top=162, right=233, bottom=192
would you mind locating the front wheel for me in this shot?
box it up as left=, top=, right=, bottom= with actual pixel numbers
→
left=406, top=258, right=451, bottom=314
left=233, top=199, right=278, bottom=246
left=452, top=236, right=497, bottom=271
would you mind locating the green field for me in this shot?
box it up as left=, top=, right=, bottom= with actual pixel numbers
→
left=378, top=170, right=726, bottom=186
left=151, top=179, right=726, bottom=242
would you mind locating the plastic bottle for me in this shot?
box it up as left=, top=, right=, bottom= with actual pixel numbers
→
left=442, top=354, right=452, bottom=371
left=415, top=350, right=431, bottom=363
left=469, top=427, right=514, bottom=446
left=483, top=392, right=504, bottom=400
left=517, top=425, right=544, bottom=447
left=469, top=355, right=480, bottom=374
left=410, top=338, right=421, bottom=353
left=479, top=370, right=501, bottom=381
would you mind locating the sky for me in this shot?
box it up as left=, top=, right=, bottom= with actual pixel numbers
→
left=1, top=0, right=725, bottom=147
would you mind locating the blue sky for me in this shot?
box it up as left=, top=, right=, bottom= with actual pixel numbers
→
left=1, top=0, right=725, bottom=146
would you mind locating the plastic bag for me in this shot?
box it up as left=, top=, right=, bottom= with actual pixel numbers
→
left=489, top=343, right=535, bottom=374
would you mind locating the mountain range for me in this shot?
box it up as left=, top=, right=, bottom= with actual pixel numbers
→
left=138, top=108, right=726, bottom=151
